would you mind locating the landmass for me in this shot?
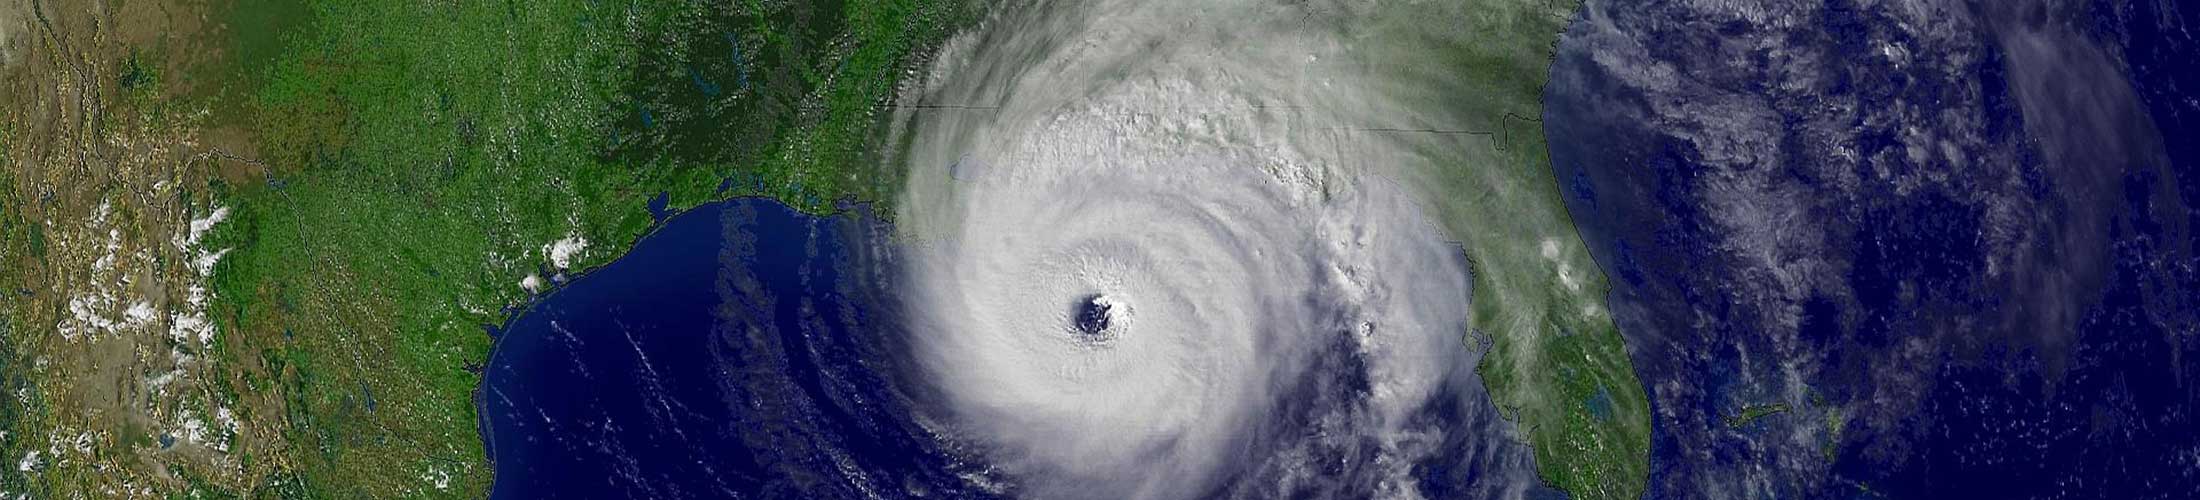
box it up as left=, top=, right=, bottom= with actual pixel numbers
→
left=0, top=0, right=972, bottom=496
left=1725, top=403, right=1792, bottom=429
left=1375, top=1, right=1652, bottom=498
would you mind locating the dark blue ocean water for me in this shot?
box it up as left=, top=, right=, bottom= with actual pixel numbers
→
left=1546, top=0, right=2200, bottom=497
left=478, top=199, right=996, bottom=499
left=476, top=194, right=1565, bottom=498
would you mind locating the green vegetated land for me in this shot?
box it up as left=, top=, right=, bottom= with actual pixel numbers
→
left=1360, top=1, right=1654, bottom=499
left=197, top=0, right=973, bottom=495
left=0, top=128, right=32, bottom=497
left=1727, top=403, right=1793, bottom=429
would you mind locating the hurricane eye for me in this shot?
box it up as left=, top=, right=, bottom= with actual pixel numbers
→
left=1071, top=293, right=1113, bottom=336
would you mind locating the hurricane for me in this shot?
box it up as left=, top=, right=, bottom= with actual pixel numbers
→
left=892, top=1, right=1497, bottom=498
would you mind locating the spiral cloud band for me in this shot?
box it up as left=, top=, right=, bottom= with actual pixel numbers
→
left=895, top=1, right=1483, bottom=498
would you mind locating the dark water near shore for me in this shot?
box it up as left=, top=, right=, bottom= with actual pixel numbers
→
left=479, top=195, right=1563, bottom=498
left=477, top=198, right=995, bottom=499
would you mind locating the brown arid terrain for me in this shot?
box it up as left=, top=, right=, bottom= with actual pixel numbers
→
left=0, top=0, right=284, bottom=495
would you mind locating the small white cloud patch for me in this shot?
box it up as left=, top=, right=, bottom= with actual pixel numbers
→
left=1541, top=237, right=1582, bottom=292
left=544, top=233, right=588, bottom=270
